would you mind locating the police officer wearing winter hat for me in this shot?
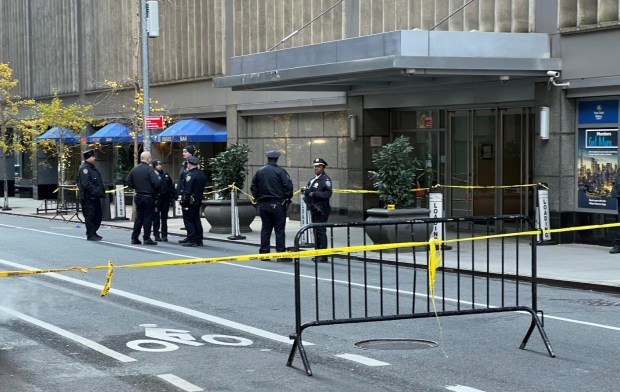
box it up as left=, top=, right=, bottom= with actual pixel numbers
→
left=251, top=150, right=294, bottom=261
left=176, top=145, right=196, bottom=198
left=77, top=149, right=106, bottom=241
left=304, top=157, right=332, bottom=262
left=152, top=159, right=175, bottom=242
left=179, top=156, right=207, bottom=246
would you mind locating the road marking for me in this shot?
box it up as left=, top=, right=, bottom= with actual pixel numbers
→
left=224, top=262, right=620, bottom=332
left=0, top=305, right=136, bottom=363
left=335, top=353, right=389, bottom=366
left=127, top=340, right=179, bottom=352
left=2, top=224, right=620, bottom=333
left=445, top=385, right=486, bottom=392
left=157, top=374, right=203, bottom=391
left=0, top=259, right=313, bottom=346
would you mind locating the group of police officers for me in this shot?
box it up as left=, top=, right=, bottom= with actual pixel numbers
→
left=77, top=146, right=332, bottom=259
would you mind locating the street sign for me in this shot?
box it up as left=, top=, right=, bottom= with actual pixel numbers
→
left=145, top=115, right=164, bottom=129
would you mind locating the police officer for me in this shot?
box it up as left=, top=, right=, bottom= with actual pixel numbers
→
left=250, top=150, right=294, bottom=261
left=176, top=145, right=195, bottom=198
left=304, top=158, right=333, bottom=262
left=77, top=149, right=105, bottom=241
left=152, top=160, right=175, bottom=242
left=179, top=156, right=207, bottom=247
left=177, top=145, right=195, bottom=239
left=126, top=151, right=160, bottom=245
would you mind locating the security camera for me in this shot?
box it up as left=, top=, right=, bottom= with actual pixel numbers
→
left=547, top=71, right=560, bottom=78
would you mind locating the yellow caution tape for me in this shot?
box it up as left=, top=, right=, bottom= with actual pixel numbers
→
left=431, top=182, right=548, bottom=190
left=101, top=260, right=114, bottom=297
left=105, top=186, right=128, bottom=194
left=4, top=220, right=620, bottom=297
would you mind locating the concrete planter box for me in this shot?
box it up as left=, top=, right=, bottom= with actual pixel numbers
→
left=364, top=207, right=431, bottom=246
left=203, top=199, right=256, bottom=234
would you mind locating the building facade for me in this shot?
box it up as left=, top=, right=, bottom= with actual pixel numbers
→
left=2, top=0, right=620, bottom=244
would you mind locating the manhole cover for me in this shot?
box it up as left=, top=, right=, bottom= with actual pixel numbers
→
left=354, top=339, right=438, bottom=351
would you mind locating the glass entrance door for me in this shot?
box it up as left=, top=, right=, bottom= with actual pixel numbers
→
left=448, top=108, right=532, bottom=218
left=449, top=110, right=497, bottom=217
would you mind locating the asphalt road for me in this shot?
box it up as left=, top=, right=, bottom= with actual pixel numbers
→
left=1, top=214, right=619, bottom=392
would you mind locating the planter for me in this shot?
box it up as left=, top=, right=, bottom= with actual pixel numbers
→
left=203, top=199, right=257, bottom=234
left=364, top=207, right=431, bottom=246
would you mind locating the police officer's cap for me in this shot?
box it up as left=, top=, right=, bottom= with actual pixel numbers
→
left=313, top=158, right=327, bottom=167
left=266, top=150, right=281, bottom=158
left=152, top=159, right=162, bottom=167
left=183, top=145, right=195, bottom=155
left=83, top=149, right=95, bottom=160
left=187, top=156, right=200, bottom=165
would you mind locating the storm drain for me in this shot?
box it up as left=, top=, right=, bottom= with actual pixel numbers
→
left=354, top=339, right=438, bottom=351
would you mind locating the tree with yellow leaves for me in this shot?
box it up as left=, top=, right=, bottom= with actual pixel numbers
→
left=0, top=63, right=35, bottom=210
left=22, top=91, right=99, bottom=207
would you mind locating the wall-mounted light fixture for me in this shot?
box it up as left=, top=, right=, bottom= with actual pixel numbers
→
left=348, top=114, right=357, bottom=141
left=539, top=106, right=550, bottom=140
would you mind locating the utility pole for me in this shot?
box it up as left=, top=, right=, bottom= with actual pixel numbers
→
left=140, top=0, right=150, bottom=151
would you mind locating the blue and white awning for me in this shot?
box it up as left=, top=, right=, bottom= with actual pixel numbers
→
left=87, top=123, right=141, bottom=143
left=157, top=119, right=226, bottom=143
left=36, top=127, right=80, bottom=144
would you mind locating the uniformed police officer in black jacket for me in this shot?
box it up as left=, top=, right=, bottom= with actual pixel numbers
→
left=152, top=160, right=175, bottom=242
left=126, top=151, right=160, bottom=245
left=176, top=145, right=196, bottom=233
left=176, top=145, right=195, bottom=198
left=304, top=158, right=333, bottom=262
left=179, top=156, right=207, bottom=247
left=250, top=150, right=294, bottom=261
left=77, top=149, right=105, bottom=241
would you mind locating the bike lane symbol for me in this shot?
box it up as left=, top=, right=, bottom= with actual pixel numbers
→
left=126, top=324, right=253, bottom=352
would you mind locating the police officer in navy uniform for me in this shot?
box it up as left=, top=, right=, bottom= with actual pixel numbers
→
left=177, top=145, right=195, bottom=239
left=152, top=160, right=175, bottom=242
left=77, top=149, right=105, bottom=241
left=304, top=158, right=333, bottom=262
left=176, top=145, right=195, bottom=198
left=251, top=150, right=294, bottom=261
left=126, top=151, right=160, bottom=245
left=180, top=156, right=207, bottom=247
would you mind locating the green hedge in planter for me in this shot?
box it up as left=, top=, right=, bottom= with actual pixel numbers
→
left=368, top=136, right=422, bottom=209
left=208, top=143, right=250, bottom=199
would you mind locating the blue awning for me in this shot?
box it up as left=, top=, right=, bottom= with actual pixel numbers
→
left=36, top=127, right=80, bottom=144
left=157, top=119, right=227, bottom=143
left=87, top=123, right=141, bottom=143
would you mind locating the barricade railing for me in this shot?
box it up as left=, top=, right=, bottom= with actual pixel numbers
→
left=287, top=215, right=555, bottom=376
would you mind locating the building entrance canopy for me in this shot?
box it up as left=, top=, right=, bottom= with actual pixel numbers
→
left=36, top=127, right=80, bottom=144
left=214, top=30, right=562, bottom=92
left=87, top=123, right=140, bottom=143
left=157, top=119, right=226, bottom=143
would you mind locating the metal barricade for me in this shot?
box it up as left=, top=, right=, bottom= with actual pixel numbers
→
left=287, top=215, right=555, bottom=376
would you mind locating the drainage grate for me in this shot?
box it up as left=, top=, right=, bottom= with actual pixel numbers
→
left=354, top=339, right=438, bottom=351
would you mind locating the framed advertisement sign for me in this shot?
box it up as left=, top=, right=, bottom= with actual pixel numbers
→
left=576, top=128, right=618, bottom=212
left=576, top=99, right=619, bottom=213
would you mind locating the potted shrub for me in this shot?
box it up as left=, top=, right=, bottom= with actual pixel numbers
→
left=365, top=136, right=430, bottom=244
left=203, top=143, right=256, bottom=233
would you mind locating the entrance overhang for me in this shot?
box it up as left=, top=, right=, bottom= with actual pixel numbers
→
left=214, top=30, right=562, bottom=92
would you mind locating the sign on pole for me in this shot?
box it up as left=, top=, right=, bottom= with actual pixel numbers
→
left=145, top=115, right=164, bottom=129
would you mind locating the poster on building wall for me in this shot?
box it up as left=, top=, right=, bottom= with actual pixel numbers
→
left=577, top=128, right=618, bottom=211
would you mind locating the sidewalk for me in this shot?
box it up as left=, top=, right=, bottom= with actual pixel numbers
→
left=1, top=196, right=619, bottom=292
